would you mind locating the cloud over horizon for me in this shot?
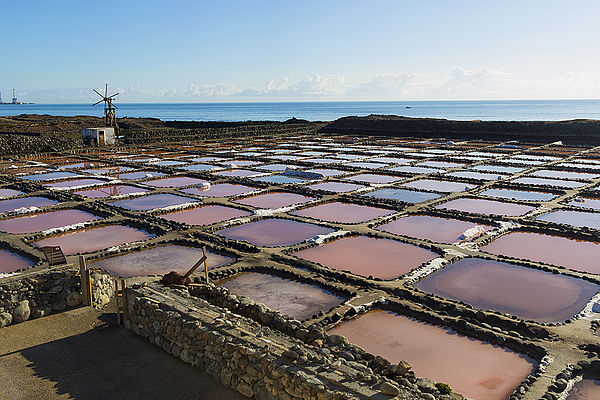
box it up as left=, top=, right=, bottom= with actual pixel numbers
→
left=14, top=67, right=600, bottom=103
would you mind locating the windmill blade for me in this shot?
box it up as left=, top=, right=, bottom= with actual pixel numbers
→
left=104, top=84, right=108, bottom=97
left=93, top=89, right=104, bottom=98
left=108, top=92, right=119, bottom=99
left=92, top=99, right=104, bottom=106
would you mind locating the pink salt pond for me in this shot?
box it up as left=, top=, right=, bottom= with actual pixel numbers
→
left=328, top=309, right=535, bottom=400
left=482, top=231, right=600, bottom=275
left=0, top=249, right=35, bottom=273
left=376, top=215, right=493, bottom=243
left=293, top=236, right=437, bottom=279
left=0, top=209, right=101, bottom=234
left=211, top=169, right=263, bottom=178
left=43, top=178, right=107, bottom=189
left=118, top=171, right=166, bottom=180
left=111, top=193, right=198, bottom=211
left=435, top=198, right=535, bottom=216
left=73, top=185, right=148, bottom=199
left=90, top=245, right=233, bottom=277
left=217, top=218, right=334, bottom=247
left=291, top=202, right=394, bottom=223
left=307, top=182, right=365, bottom=193
left=0, top=197, right=58, bottom=214
left=401, top=179, right=475, bottom=193
left=0, top=188, right=24, bottom=198
left=160, top=205, right=251, bottom=226
left=233, top=192, right=314, bottom=209
left=343, top=174, right=403, bottom=184
left=566, top=379, right=600, bottom=399
left=33, top=225, right=155, bottom=255
left=415, top=258, right=598, bottom=322
left=181, top=183, right=257, bottom=198
left=219, top=272, right=345, bottom=320
left=143, top=176, right=208, bottom=188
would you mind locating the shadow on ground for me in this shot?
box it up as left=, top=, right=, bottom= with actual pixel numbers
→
left=0, top=307, right=243, bottom=400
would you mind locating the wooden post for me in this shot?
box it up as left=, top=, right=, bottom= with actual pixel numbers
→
left=122, top=279, right=128, bottom=320
left=79, top=255, right=91, bottom=306
left=203, top=246, right=209, bottom=284
left=115, top=279, right=120, bottom=326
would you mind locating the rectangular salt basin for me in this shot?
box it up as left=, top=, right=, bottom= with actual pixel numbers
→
left=74, top=185, right=148, bottom=199
left=473, top=165, right=525, bottom=174
left=566, top=379, right=600, bottom=399
left=446, top=171, right=504, bottom=181
left=90, top=244, right=233, bottom=277
left=111, top=194, right=198, bottom=211
left=234, top=192, right=314, bottom=209
left=401, top=179, right=475, bottom=193
left=253, top=175, right=308, bottom=185
left=376, top=215, right=493, bottom=243
left=33, top=225, right=155, bottom=255
left=143, top=176, right=208, bottom=188
left=307, top=182, right=365, bottom=193
left=391, top=166, right=443, bottom=175
left=0, top=189, right=24, bottom=198
left=568, top=197, right=600, bottom=210
left=415, top=258, right=598, bottom=322
left=0, top=209, right=101, bottom=234
left=512, top=177, right=586, bottom=188
left=43, top=178, right=107, bottom=189
left=212, top=169, right=263, bottom=178
left=531, top=170, right=600, bottom=181
left=217, top=218, right=334, bottom=247
left=291, top=202, right=394, bottom=223
left=304, top=168, right=346, bottom=177
left=293, top=236, right=437, bottom=279
left=160, top=205, right=251, bottom=225
left=363, top=188, right=441, bottom=203
left=482, top=231, right=600, bottom=275
left=435, top=198, right=535, bottom=216
left=219, top=272, right=346, bottom=320
left=118, top=171, right=167, bottom=180
left=343, top=174, right=403, bottom=184
left=180, top=164, right=221, bottom=172
left=479, top=188, right=556, bottom=202
left=328, top=309, right=535, bottom=400
left=345, top=161, right=388, bottom=169
left=0, top=197, right=59, bottom=214
left=22, top=171, right=80, bottom=181
left=180, top=183, right=257, bottom=198
left=0, top=249, right=35, bottom=273
left=536, top=210, right=600, bottom=230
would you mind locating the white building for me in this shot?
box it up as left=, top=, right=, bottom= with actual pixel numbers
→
left=82, top=127, right=115, bottom=146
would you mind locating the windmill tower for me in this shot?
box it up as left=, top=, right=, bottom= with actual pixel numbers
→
left=93, top=84, right=119, bottom=130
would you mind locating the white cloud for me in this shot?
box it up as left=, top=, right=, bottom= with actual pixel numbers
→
left=16, top=68, right=600, bottom=103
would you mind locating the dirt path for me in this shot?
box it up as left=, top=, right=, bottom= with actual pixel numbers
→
left=0, top=305, right=244, bottom=400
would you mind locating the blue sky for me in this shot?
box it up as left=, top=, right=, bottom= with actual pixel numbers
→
left=3, top=0, right=599, bottom=102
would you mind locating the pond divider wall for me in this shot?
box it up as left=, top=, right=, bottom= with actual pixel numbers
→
left=125, top=283, right=462, bottom=400
left=0, top=265, right=115, bottom=328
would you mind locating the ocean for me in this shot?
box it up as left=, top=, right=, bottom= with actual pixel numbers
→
left=0, top=100, right=599, bottom=122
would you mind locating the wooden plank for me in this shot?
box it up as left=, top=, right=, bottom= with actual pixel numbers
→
left=78, top=256, right=90, bottom=306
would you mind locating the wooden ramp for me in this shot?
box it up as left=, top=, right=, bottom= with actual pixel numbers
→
left=41, top=246, right=67, bottom=266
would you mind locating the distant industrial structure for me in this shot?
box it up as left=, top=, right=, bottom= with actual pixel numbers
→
left=0, top=89, right=27, bottom=104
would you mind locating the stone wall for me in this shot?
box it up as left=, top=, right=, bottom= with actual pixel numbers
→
left=0, top=266, right=116, bottom=328
left=126, top=284, right=457, bottom=400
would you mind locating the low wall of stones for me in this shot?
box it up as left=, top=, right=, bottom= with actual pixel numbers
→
left=126, top=283, right=459, bottom=400
left=0, top=265, right=116, bottom=328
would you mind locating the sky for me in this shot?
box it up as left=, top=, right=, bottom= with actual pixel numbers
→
left=2, top=0, right=599, bottom=103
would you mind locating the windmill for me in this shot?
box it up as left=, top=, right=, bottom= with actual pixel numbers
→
left=93, top=84, right=119, bottom=130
